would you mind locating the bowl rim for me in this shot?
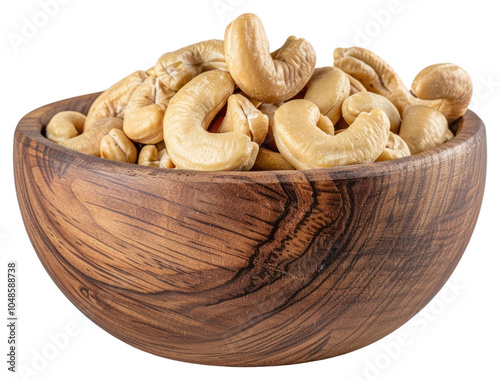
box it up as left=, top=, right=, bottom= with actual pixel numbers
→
left=15, top=92, right=486, bottom=184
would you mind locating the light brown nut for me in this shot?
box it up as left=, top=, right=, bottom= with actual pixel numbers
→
left=258, top=102, right=282, bottom=151
left=163, top=70, right=259, bottom=171
left=334, top=47, right=417, bottom=115
left=123, top=76, right=176, bottom=144
left=411, top=63, right=473, bottom=123
left=145, top=67, right=156, bottom=76
left=376, top=132, right=411, bottom=162
left=272, top=100, right=390, bottom=169
left=399, top=105, right=453, bottom=155
left=218, top=94, right=269, bottom=145
left=60, top=117, right=123, bottom=157
left=45, top=111, right=86, bottom=143
left=346, top=72, right=367, bottom=95
left=138, top=145, right=175, bottom=169
left=100, top=128, right=138, bottom=164
left=85, top=71, right=148, bottom=130
left=334, top=47, right=472, bottom=122
left=155, top=40, right=228, bottom=91
left=251, top=147, right=295, bottom=171
left=342, top=92, right=401, bottom=133
left=304, top=67, right=350, bottom=125
left=224, top=13, right=316, bottom=103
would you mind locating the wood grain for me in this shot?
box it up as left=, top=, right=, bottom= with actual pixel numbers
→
left=13, top=93, right=487, bottom=366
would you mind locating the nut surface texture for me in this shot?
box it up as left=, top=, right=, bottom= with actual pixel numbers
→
left=85, top=71, right=148, bottom=130
left=225, top=13, right=316, bottom=103
left=123, top=76, right=175, bottom=144
left=100, top=128, right=138, bottom=164
left=272, top=100, right=390, bottom=169
left=155, top=40, right=228, bottom=91
left=399, top=105, right=453, bottom=155
left=45, top=111, right=86, bottom=143
left=304, top=67, right=350, bottom=125
left=163, top=70, right=259, bottom=171
left=60, top=117, right=124, bottom=157
left=219, top=94, right=269, bottom=145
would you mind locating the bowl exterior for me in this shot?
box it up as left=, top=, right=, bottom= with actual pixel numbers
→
left=14, top=95, right=486, bottom=366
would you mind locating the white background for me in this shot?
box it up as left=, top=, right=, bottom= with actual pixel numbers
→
left=1, top=0, right=499, bottom=379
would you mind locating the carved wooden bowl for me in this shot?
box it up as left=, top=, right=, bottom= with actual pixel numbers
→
left=14, top=93, right=486, bottom=366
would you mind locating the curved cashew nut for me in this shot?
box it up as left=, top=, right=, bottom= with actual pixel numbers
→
left=155, top=40, right=228, bottom=91
left=411, top=63, right=473, bottom=123
left=100, top=128, right=138, bottom=164
left=399, top=105, right=454, bottom=155
left=138, top=145, right=175, bottom=169
left=224, top=13, right=316, bottom=103
left=342, top=92, right=401, bottom=133
left=304, top=67, right=350, bottom=125
left=251, top=147, right=295, bottom=171
left=85, top=70, right=148, bottom=130
left=218, top=94, right=269, bottom=145
left=123, top=76, right=176, bottom=144
left=45, top=111, right=86, bottom=143
left=376, top=132, right=411, bottom=162
left=272, top=100, right=390, bottom=169
left=163, top=70, right=259, bottom=171
left=334, top=47, right=471, bottom=122
left=60, top=117, right=123, bottom=157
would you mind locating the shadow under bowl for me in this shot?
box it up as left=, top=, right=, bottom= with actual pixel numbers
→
left=14, top=93, right=487, bottom=366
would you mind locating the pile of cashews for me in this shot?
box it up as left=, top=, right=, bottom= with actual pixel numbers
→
left=45, top=13, right=473, bottom=171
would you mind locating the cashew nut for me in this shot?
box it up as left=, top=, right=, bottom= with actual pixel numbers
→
left=138, top=145, right=175, bottom=169
left=411, top=63, right=473, bottom=123
left=45, top=111, right=86, bottom=143
left=218, top=94, right=269, bottom=145
left=224, top=13, right=316, bottom=103
left=304, top=67, right=350, bottom=125
left=334, top=47, right=471, bottom=122
left=85, top=71, right=148, bottom=130
left=60, top=117, right=124, bottom=157
left=100, top=128, right=138, bottom=164
left=155, top=40, right=228, bottom=91
left=346, top=72, right=367, bottom=95
left=272, top=100, right=390, bottom=169
left=399, top=105, right=454, bottom=155
left=251, top=147, right=295, bottom=171
left=376, top=132, right=411, bottom=162
left=123, top=76, right=175, bottom=144
left=163, top=70, right=259, bottom=171
left=342, top=92, right=401, bottom=133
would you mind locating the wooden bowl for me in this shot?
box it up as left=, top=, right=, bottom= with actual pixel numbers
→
left=14, top=93, right=487, bottom=367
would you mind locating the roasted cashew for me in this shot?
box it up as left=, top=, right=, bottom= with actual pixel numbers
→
left=218, top=94, right=269, bottom=145
left=100, top=128, right=138, bottom=164
left=155, top=40, right=228, bottom=91
left=45, top=111, right=86, bottom=143
left=251, top=147, right=295, bottom=171
left=60, top=117, right=123, bottom=157
left=342, top=92, right=401, bottom=133
left=272, top=100, right=390, bottom=169
left=304, top=67, right=350, bottom=125
left=411, top=63, right=473, bottom=123
left=163, top=70, right=259, bottom=171
left=399, top=105, right=454, bottom=155
left=334, top=47, right=471, bottom=122
left=224, top=13, right=316, bottom=103
left=376, top=132, right=411, bottom=162
left=138, top=145, right=175, bottom=169
left=123, top=76, right=175, bottom=144
left=85, top=71, right=148, bottom=130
